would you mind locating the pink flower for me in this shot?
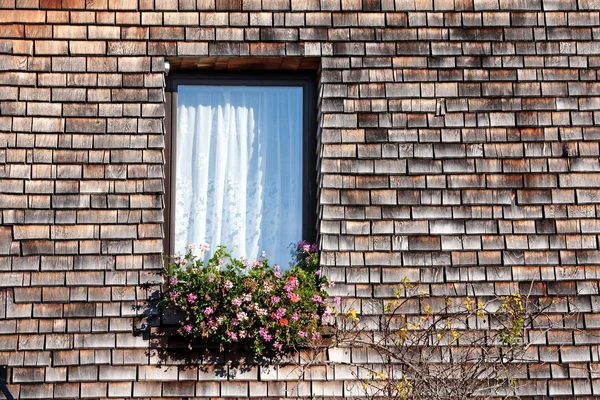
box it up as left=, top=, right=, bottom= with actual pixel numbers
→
left=242, top=294, right=252, bottom=302
left=270, top=296, right=280, bottom=304
left=312, top=332, right=319, bottom=341
left=208, top=319, right=218, bottom=330
left=227, top=331, right=238, bottom=341
left=187, top=293, right=197, bottom=304
left=218, top=258, right=226, bottom=265
left=334, top=296, right=341, bottom=305
left=272, top=308, right=286, bottom=320
left=328, top=281, right=336, bottom=288
left=273, top=341, right=283, bottom=351
left=203, top=307, right=213, bottom=316
left=170, top=291, right=180, bottom=301
left=274, top=271, right=282, bottom=278
left=208, top=277, right=214, bottom=283
left=273, top=265, right=281, bottom=272
left=183, top=324, right=192, bottom=333
left=284, top=276, right=299, bottom=292
left=169, top=277, right=178, bottom=286
left=232, top=298, right=243, bottom=306
left=239, top=330, right=247, bottom=338
left=302, top=244, right=311, bottom=252
left=311, top=313, right=319, bottom=320
left=237, top=312, right=248, bottom=321
left=256, top=308, right=267, bottom=316
left=231, top=318, right=239, bottom=326
left=315, top=270, right=322, bottom=276
left=292, top=313, right=299, bottom=321
left=259, top=327, right=272, bottom=342
left=177, top=256, right=186, bottom=265
left=189, top=242, right=209, bottom=253
left=298, top=331, right=307, bottom=338
left=263, top=282, right=273, bottom=292
left=312, top=294, right=323, bottom=303
left=224, top=280, right=234, bottom=289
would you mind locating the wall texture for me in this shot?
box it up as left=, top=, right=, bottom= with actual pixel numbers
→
left=1, top=0, right=600, bottom=398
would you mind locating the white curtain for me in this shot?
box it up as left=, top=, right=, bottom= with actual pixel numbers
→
left=175, top=85, right=303, bottom=267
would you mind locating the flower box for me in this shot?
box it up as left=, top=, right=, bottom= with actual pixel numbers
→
left=160, top=241, right=331, bottom=356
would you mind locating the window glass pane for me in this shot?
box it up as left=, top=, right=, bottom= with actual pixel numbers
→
left=175, top=85, right=303, bottom=267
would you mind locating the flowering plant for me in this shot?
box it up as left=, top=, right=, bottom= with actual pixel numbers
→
left=161, top=241, right=331, bottom=355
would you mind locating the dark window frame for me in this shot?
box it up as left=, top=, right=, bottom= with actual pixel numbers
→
left=164, top=71, right=318, bottom=257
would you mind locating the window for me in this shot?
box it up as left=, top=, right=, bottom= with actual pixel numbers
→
left=165, top=72, right=317, bottom=267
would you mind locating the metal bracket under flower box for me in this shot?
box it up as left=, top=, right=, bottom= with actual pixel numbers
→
left=0, top=366, right=14, bottom=400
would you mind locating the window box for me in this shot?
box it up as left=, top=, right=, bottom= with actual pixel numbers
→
left=160, top=241, right=331, bottom=356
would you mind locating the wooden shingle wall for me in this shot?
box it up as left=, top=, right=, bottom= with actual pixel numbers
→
left=0, top=0, right=600, bottom=398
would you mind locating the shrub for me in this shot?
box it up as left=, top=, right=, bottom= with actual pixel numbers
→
left=161, top=241, right=330, bottom=355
